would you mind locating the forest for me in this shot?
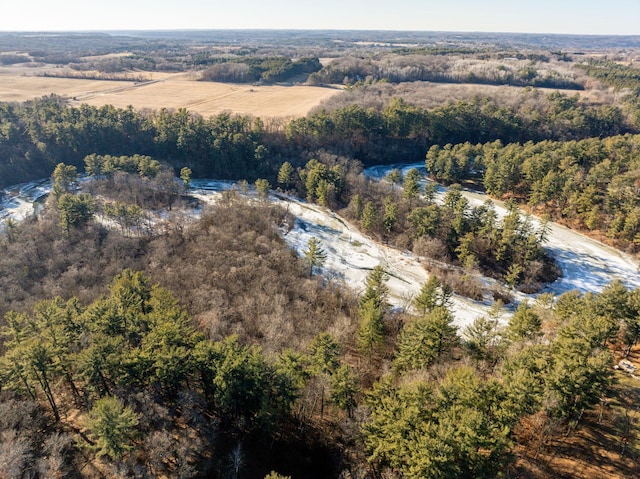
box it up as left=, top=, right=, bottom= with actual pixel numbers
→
left=1, top=30, right=640, bottom=478
left=0, top=88, right=629, bottom=189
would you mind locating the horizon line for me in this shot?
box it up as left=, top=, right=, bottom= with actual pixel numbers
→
left=0, top=28, right=638, bottom=38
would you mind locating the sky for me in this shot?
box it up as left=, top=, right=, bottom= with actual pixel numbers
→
left=1, top=0, right=638, bottom=35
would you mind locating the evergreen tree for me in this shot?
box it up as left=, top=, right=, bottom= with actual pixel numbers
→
left=307, top=333, right=341, bottom=376
left=358, top=298, right=385, bottom=356
left=385, top=168, right=403, bottom=190
left=413, top=276, right=451, bottom=315
left=360, top=201, right=377, bottom=232
left=364, top=367, right=517, bottom=479
left=307, top=333, right=341, bottom=419
left=350, top=194, right=364, bottom=220
left=506, top=301, right=542, bottom=342
left=546, top=314, right=614, bottom=422
left=303, top=237, right=327, bottom=277
left=330, top=364, right=358, bottom=417
left=623, top=288, right=640, bottom=357
left=57, top=193, right=95, bottom=233
left=394, top=306, right=458, bottom=372
left=277, top=161, right=295, bottom=190
left=382, top=196, right=398, bottom=235
left=463, top=315, right=501, bottom=362
left=407, top=204, right=441, bottom=238
left=51, top=163, right=78, bottom=198
left=255, top=178, right=270, bottom=201
left=179, top=166, right=192, bottom=187
left=500, top=344, right=550, bottom=421
left=402, top=167, right=421, bottom=206
left=87, top=395, right=140, bottom=459
left=360, top=265, right=389, bottom=311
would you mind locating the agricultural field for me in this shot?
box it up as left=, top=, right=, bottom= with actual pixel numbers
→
left=0, top=69, right=342, bottom=117
left=70, top=78, right=342, bottom=118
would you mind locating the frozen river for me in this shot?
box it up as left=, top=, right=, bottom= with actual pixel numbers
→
left=3, top=168, right=639, bottom=328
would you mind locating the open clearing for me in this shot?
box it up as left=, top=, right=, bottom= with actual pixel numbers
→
left=0, top=69, right=342, bottom=117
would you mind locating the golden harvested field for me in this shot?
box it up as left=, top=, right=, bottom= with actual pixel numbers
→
left=0, top=70, right=342, bottom=118
left=0, top=74, right=137, bottom=102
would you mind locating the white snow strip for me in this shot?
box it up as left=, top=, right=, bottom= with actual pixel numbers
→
left=0, top=178, right=51, bottom=221
left=5, top=167, right=640, bottom=330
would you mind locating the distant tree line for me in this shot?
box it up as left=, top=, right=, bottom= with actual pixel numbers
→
left=0, top=91, right=630, bottom=190
left=307, top=53, right=583, bottom=89
left=286, top=92, right=626, bottom=165
left=577, top=59, right=640, bottom=127
left=201, top=56, right=322, bottom=83
left=41, top=70, right=150, bottom=82
left=69, top=55, right=159, bottom=73
left=577, top=59, right=640, bottom=91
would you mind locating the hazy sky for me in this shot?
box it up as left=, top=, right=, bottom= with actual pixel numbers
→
left=1, top=0, right=638, bottom=35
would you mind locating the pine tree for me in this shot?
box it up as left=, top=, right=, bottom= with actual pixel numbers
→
left=330, top=364, right=359, bottom=417
left=506, top=301, right=542, bottom=342
left=547, top=313, right=615, bottom=423
left=57, top=193, right=95, bottom=233
left=383, top=196, right=398, bottom=235
left=360, top=201, right=377, bottom=232
left=360, top=266, right=389, bottom=310
left=385, top=168, right=403, bottom=190
left=402, top=168, right=421, bottom=206
left=304, top=237, right=327, bottom=276
left=357, top=266, right=389, bottom=356
left=413, top=276, right=451, bottom=315
left=277, top=161, right=295, bottom=190
left=394, top=306, right=458, bottom=372
left=179, top=166, right=192, bottom=187
left=350, top=194, right=364, bottom=220
left=254, top=178, right=270, bottom=201
left=307, top=333, right=341, bottom=375
left=358, top=298, right=385, bottom=356
left=87, top=395, right=140, bottom=459
left=51, top=163, right=78, bottom=198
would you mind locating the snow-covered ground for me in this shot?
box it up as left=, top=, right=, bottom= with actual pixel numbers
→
left=278, top=199, right=497, bottom=327
left=365, top=163, right=640, bottom=295
left=437, top=183, right=640, bottom=296
left=190, top=180, right=486, bottom=326
left=0, top=179, right=50, bottom=222
left=4, top=169, right=640, bottom=330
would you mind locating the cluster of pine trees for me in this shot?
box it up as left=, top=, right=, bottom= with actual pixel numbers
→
left=0, top=269, right=318, bottom=476
left=360, top=273, right=639, bottom=478
left=278, top=161, right=557, bottom=293
left=0, top=89, right=631, bottom=190
left=425, top=134, right=640, bottom=251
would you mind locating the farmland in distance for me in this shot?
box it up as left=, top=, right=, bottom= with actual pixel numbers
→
left=0, top=68, right=342, bottom=117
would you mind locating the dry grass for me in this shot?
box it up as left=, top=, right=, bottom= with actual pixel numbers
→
left=72, top=79, right=342, bottom=118
left=0, top=73, right=138, bottom=102
left=0, top=67, right=342, bottom=118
